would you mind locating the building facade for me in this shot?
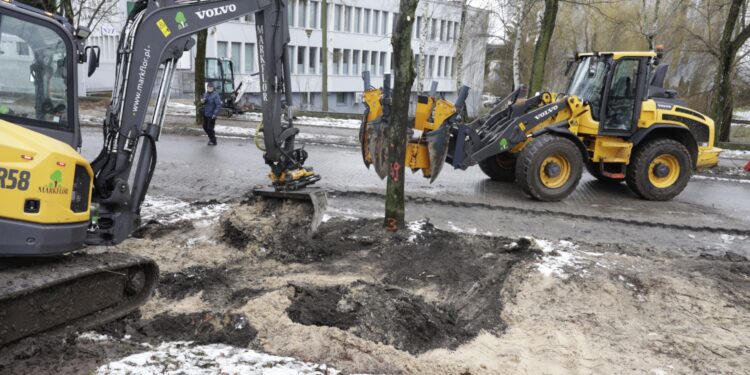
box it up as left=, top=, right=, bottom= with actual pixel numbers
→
left=83, top=0, right=489, bottom=115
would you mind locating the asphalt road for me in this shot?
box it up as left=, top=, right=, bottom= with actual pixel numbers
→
left=80, top=127, right=750, bottom=252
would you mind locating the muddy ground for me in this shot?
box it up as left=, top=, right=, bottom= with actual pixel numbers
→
left=1, top=196, right=749, bottom=374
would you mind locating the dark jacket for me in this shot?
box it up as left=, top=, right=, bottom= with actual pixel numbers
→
left=202, top=90, right=222, bottom=118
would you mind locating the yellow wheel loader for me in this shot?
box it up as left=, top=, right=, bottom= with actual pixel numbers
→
left=361, top=49, right=720, bottom=201
left=0, top=0, right=319, bottom=345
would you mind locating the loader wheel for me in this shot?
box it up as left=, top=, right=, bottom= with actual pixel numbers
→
left=516, top=135, right=583, bottom=201
left=479, top=153, right=516, bottom=182
left=626, top=139, right=691, bottom=201
left=585, top=162, right=624, bottom=184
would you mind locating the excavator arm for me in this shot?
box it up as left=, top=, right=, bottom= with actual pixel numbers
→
left=88, top=0, right=317, bottom=246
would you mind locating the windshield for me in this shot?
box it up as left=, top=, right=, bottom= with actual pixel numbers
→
left=567, top=56, right=608, bottom=120
left=0, top=13, right=71, bottom=129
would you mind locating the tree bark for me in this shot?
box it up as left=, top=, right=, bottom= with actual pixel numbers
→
left=711, top=0, right=750, bottom=143
left=511, top=0, right=530, bottom=90
left=194, top=30, right=208, bottom=125
left=384, top=0, right=419, bottom=231
left=454, top=0, right=469, bottom=88
left=417, top=2, right=429, bottom=92
left=528, top=0, right=558, bottom=94
left=322, top=0, right=329, bottom=112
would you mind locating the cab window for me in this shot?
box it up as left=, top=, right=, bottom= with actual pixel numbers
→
left=567, top=57, right=608, bottom=121
left=0, top=13, right=71, bottom=129
left=603, top=59, right=640, bottom=132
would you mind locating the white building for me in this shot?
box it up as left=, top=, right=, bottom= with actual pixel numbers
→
left=83, top=0, right=489, bottom=115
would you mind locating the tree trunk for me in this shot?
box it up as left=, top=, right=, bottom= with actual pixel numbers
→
left=322, top=0, right=329, bottom=112
left=194, top=30, right=207, bottom=125
left=384, top=0, right=419, bottom=231
left=454, top=0, right=469, bottom=88
left=528, top=0, right=559, bottom=94
left=417, top=2, right=429, bottom=92
left=511, top=1, right=527, bottom=90
left=711, top=0, right=750, bottom=143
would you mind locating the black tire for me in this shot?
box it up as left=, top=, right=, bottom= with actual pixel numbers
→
left=585, top=161, right=624, bottom=184
left=478, top=153, right=517, bottom=182
left=516, top=135, right=583, bottom=201
left=626, top=139, right=692, bottom=201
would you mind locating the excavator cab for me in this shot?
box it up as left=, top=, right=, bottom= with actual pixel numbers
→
left=205, top=57, right=241, bottom=116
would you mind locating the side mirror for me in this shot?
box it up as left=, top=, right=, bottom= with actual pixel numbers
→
left=86, top=46, right=100, bottom=77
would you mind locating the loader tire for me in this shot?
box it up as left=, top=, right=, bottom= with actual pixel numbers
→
left=626, top=139, right=692, bottom=201
left=479, top=153, right=516, bottom=182
left=516, top=135, right=583, bottom=201
left=585, top=162, right=624, bottom=184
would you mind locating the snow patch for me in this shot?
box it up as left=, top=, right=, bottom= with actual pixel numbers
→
left=140, top=196, right=228, bottom=224
left=720, top=149, right=750, bottom=160
left=533, top=239, right=589, bottom=279
left=77, top=332, right=114, bottom=342
left=407, top=219, right=428, bottom=242
left=692, top=175, right=750, bottom=184
left=96, top=342, right=339, bottom=375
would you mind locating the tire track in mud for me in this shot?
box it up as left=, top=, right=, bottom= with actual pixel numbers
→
left=328, top=189, right=750, bottom=236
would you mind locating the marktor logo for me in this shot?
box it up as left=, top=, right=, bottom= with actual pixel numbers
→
left=38, top=169, right=68, bottom=195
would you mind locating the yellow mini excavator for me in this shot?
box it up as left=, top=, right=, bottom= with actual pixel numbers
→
left=0, top=0, right=319, bottom=345
left=361, top=49, right=720, bottom=201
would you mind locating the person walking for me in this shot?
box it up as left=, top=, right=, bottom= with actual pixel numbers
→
left=201, top=82, right=222, bottom=145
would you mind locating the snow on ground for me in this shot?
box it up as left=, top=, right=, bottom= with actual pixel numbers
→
left=166, top=101, right=360, bottom=129
left=721, top=149, right=750, bottom=159
left=407, top=219, right=428, bottom=242
left=532, top=238, right=606, bottom=279
left=95, top=341, right=339, bottom=375
left=205, top=125, right=357, bottom=146
left=140, top=196, right=228, bottom=224
left=692, top=175, right=750, bottom=184
left=734, top=109, right=750, bottom=120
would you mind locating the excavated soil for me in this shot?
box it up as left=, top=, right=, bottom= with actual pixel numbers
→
left=2, top=196, right=749, bottom=374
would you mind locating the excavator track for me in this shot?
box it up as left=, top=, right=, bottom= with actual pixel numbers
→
left=0, top=252, right=158, bottom=346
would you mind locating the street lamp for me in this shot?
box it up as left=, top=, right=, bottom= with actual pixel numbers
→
left=305, top=27, right=313, bottom=110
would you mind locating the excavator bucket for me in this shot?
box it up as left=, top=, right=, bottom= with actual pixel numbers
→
left=360, top=72, right=392, bottom=179
left=426, top=124, right=451, bottom=182
left=424, top=86, right=470, bottom=182
left=252, top=187, right=328, bottom=232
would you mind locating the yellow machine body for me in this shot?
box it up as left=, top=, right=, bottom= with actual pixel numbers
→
left=0, top=120, right=92, bottom=225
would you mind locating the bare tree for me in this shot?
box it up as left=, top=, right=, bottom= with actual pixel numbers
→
left=528, top=0, right=559, bottom=93
left=384, top=0, right=419, bottom=231
left=711, top=0, right=750, bottom=142
left=194, top=30, right=208, bottom=125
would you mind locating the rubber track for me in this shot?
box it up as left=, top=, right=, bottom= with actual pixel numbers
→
left=326, top=189, right=750, bottom=236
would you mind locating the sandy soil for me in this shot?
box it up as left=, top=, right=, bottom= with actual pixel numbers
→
left=1, top=197, right=748, bottom=374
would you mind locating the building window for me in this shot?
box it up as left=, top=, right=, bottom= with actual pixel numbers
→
left=362, top=50, right=369, bottom=74
left=309, top=47, right=317, bottom=73
left=288, top=1, right=296, bottom=27
left=370, top=51, right=377, bottom=75
left=454, top=23, right=459, bottom=43
left=336, top=92, right=347, bottom=105
left=379, top=52, right=386, bottom=75
left=297, top=46, right=306, bottom=74
left=310, top=1, right=319, bottom=28
left=343, top=49, right=350, bottom=75
left=451, top=57, right=457, bottom=77
left=354, top=8, right=361, bottom=33
left=392, top=13, right=398, bottom=34
left=373, top=10, right=380, bottom=35
left=333, top=48, right=341, bottom=74
left=437, top=56, right=443, bottom=77
left=299, top=0, right=307, bottom=27
left=415, top=16, right=421, bottom=37
left=231, top=42, right=241, bottom=74
left=244, top=43, right=255, bottom=73
left=431, top=19, right=437, bottom=40
left=16, top=41, right=29, bottom=56
left=344, top=6, right=352, bottom=32
left=444, top=57, right=450, bottom=77
left=334, top=4, right=342, bottom=31
left=381, top=11, right=388, bottom=35
left=363, top=9, right=371, bottom=34
left=428, top=55, right=434, bottom=77
left=287, top=45, right=295, bottom=73
left=217, top=41, right=228, bottom=58
left=440, top=20, right=445, bottom=41
left=353, top=50, right=360, bottom=75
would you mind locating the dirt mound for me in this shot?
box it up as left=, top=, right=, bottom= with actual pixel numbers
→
left=288, top=281, right=476, bottom=354
left=99, top=312, right=257, bottom=347
left=158, top=265, right=230, bottom=300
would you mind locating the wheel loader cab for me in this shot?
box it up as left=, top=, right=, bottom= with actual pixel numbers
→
left=567, top=53, right=652, bottom=137
left=0, top=4, right=81, bottom=148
